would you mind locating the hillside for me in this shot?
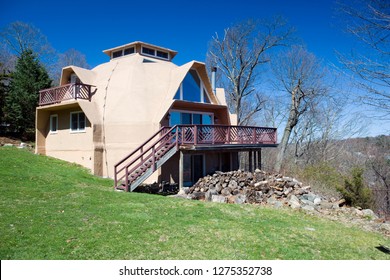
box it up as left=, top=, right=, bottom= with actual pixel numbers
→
left=0, top=147, right=389, bottom=260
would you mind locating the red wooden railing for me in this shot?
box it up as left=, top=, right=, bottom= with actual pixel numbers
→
left=114, top=125, right=277, bottom=190
left=39, top=83, right=92, bottom=105
left=175, top=125, right=277, bottom=145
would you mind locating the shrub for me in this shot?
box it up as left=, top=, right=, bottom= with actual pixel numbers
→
left=297, top=162, right=343, bottom=199
left=337, top=167, right=373, bottom=209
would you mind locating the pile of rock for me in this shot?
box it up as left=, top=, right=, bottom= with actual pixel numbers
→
left=180, top=169, right=344, bottom=211
left=174, top=169, right=390, bottom=236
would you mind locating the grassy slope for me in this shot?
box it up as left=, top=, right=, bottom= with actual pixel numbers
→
left=0, top=147, right=389, bottom=260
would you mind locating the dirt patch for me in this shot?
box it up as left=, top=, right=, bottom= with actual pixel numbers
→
left=0, top=136, right=22, bottom=146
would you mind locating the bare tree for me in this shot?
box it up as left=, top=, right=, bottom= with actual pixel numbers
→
left=57, top=48, right=89, bottom=68
left=337, top=0, right=390, bottom=117
left=52, top=48, right=90, bottom=85
left=364, top=136, right=390, bottom=216
left=273, top=46, right=328, bottom=172
left=0, top=44, right=16, bottom=73
left=289, top=96, right=366, bottom=167
left=1, top=22, right=90, bottom=84
left=0, top=21, right=56, bottom=66
left=207, top=18, right=293, bottom=125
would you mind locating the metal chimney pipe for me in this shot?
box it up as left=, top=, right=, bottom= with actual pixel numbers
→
left=211, top=66, right=217, bottom=94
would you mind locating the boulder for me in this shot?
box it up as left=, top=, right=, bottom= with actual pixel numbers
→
left=205, top=189, right=218, bottom=201
left=228, top=180, right=238, bottom=190
left=289, top=195, right=301, bottom=209
left=313, top=197, right=321, bottom=205
left=215, top=183, right=223, bottom=193
left=267, top=196, right=277, bottom=205
left=221, top=187, right=232, bottom=196
left=211, top=195, right=227, bottom=203
left=302, top=205, right=315, bottom=211
left=178, top=187, right=190, bottom=195
left=188, top=192, right=205, bottom=200
left=361, top=209, right=379, bottom=220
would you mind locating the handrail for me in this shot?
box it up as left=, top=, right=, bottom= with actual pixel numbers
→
left=114, top=126, right=169, bottom=168
left=114, top=125, right=179, bottom=189
left=39, top=83, right=92, bottom=105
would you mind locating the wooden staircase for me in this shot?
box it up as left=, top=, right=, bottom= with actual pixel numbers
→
left=114, top=126, right=179, bottom=192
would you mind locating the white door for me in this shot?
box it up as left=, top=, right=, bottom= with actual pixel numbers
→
left=70, top=74, right=80, bottom=98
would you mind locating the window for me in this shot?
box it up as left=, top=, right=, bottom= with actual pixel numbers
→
left=70, top=112, right=86, bottom=132
left=124, top=47, right=135, bottom=55
left=174, top=69, right=211, bottom=103
left=50, top=115, right=58, bottom=133
left=143, top=59, right=155, bottom=63
left=112, top=47, right=135, bottom=59
left=156, top=50, right=169, bottom=59
left=140, top=46, right=170, bottom=60
left=112, top=50, right=123, bottom=59
left=142, top=47, right=155, bottom=56
left=169, top=111, right=213, bottom=126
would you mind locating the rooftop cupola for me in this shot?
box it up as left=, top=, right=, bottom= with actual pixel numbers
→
left=103, top=41, right=178, bottom=61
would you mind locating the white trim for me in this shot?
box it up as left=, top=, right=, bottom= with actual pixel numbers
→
left=200, top=80, right=204, bottom=103
left=49, top=114, right=58, bottom=134
left=69, top=111, right=86, bottom=133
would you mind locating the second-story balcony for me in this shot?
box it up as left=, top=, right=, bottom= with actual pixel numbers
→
left=39, top=83, right=92, bottom=106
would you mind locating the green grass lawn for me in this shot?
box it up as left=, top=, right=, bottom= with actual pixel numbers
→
left=0, top=147, right=389, bottom=260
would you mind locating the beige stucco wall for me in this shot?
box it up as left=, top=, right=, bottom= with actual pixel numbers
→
left=44, top=107, right=94, bottom=170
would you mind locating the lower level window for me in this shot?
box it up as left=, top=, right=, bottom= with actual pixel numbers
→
left=70, top=111, right=86, bottom=132
left=50, top=115, right=58, bottom=133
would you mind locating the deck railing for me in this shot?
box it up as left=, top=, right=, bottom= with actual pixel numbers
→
left=39, top=83, right=92, bottom=105
left=174, top=125, right=277, bottom=145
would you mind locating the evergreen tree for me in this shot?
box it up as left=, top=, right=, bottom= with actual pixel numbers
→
left=338, top=167, right=373, bottom=209
left=0, top=67, right=10, bottom=126
left=5, top=49, right=51, bottom=135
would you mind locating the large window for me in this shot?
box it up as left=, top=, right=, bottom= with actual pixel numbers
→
left=70, top=112, right=86, bottom=132
left=174, top=69, right=211, bottom=103
left=50, top=115, right=58, bottom=133
left=169, top=111, right=213, bottom=126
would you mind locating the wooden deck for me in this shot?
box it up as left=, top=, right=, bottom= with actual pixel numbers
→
left=114, top=125, right=277, bottom=191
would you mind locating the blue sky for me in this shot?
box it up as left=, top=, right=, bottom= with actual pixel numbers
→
left=1, top=0, right=349, bottom=67
left=1, top=0, right=389, bottom=136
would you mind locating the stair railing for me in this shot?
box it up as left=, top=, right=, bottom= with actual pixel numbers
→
left=114, top=125, right=180, bottom=190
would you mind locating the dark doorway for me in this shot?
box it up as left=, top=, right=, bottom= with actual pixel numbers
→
left=183, top=154, right=204, bottom=185
left=192, top=154, right=204, bottom=183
